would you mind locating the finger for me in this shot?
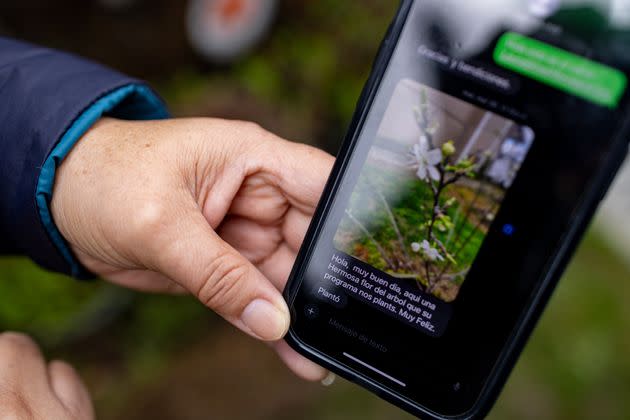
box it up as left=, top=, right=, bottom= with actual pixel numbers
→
left=258, top=243, right=296, bottom=290
left=219, top=218, right=296, bottom=290
left=217, top=216, right=282, bottom=264
left=227, top=172, right=290, bottom=225
left=49, top=361, right=95, bottom=420
left=271, top=340, right=329, bottom=382
left=282, top=207, right=313, bottom=252
left=0, top=332, right=49, bottom=395
left=147, top=205, right=290, bottom=341
left=263, top=140, right=335, bottom=214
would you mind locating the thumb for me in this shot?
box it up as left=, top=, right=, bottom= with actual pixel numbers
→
left=49, top=360, right=95, bottom=420
left=144, top=204, right=290, bottom=341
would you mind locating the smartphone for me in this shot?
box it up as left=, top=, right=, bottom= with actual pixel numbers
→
left=284, top=0, right=630, bottom=418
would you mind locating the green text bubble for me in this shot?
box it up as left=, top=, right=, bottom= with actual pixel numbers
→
left=494, top=32, right=627, bottom=109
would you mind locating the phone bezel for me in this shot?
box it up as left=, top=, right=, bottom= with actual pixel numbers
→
left=283, top=1, right=630, bottom=418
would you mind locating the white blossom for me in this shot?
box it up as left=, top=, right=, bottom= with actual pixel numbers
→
left=486, top=136, right=532, bottom=188
left=411, top=242, right=421, bottom=252
left=409, top=135, right=442, bottom=182
left=486, top=156, right=514, bottom=187
left=419, top=240, right=444, bottom=262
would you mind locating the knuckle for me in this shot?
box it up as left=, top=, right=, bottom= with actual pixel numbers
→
left=128, top=200, right=171, bottom=244
left=242, top=120, right=265, bottom=135
left=243, top=121, right=275, bottom=144
left=197, top=252, right=250, bottom=313
left=0, top=333, right=37, bottom=355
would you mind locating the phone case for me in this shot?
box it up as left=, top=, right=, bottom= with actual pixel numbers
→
left=284, top=1, right=630, bottom=418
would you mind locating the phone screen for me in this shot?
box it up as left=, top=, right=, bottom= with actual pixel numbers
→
left=331, top=79, right=535, bottom=338
left=288, top=0, right=630, bottom=415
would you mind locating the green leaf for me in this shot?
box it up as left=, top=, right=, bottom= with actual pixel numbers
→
left=447, top=254, right=458, bottom=265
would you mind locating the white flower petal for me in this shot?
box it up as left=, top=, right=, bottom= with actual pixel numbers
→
left=416, top=164, right=428, bottom=181
left=411, top=242, right=421, bottom=252
left=428, top=165, right=441, bottom=181
left=419, top=240, right=445, bottom=262
left=418, top=135, right=430, bottom=153
left=426, top=149, right=443, bottom=166
left=411, top=144, right=421, bottom=161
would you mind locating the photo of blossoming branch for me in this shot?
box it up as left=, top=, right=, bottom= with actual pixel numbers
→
left=333, top=79, right=535, bottom=302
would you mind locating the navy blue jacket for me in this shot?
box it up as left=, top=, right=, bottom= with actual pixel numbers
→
left=0, top=38, right=168, bottom=278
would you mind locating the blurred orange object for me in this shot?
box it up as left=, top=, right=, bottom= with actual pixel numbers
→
left=187, top=0, right=279, bottom=64
left=219, top=0, right=246, bottom=22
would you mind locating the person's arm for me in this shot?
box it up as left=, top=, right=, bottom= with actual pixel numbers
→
left=0, top=38, right=331, bottom=382
left=0, top=37, right=168, bottom=277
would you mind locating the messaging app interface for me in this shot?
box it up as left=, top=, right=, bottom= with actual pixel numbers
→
left=293, top=0, right=630, bottom=404
left=326, top=80, right=535, bottom=337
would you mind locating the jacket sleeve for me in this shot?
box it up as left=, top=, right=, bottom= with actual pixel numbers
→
left=0, top=37, right=169, bottom=278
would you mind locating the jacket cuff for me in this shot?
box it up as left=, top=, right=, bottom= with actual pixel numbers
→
left=35, top=84, right=169, bottom=279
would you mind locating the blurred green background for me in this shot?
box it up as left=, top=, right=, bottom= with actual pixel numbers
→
left=1, top=1, right=629, bottom=419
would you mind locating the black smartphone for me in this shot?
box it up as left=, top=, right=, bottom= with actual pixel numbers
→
left=284, top=1, right=630, bottom=418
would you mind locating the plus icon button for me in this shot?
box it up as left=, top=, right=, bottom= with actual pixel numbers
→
left=304, top=304, right=320, bottom=320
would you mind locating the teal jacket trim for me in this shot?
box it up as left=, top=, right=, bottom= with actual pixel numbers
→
left=35, top=84, right=169, bottom=278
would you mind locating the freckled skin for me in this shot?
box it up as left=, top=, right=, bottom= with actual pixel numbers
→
left=51, top=117, right=334, bottom=383
left=0, top=117, right=338, bottom=419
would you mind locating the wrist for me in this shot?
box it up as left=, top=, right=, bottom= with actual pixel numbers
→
left=35, top=83, right=168, bottom=278
left=50, top=118, right=115, bottom=246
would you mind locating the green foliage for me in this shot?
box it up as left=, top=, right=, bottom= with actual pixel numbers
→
left=334, top=164, right=488, bottom=301
left=0, top=257, right=105, bottom=344
left=445, top=158, right=476, bottom=175
left=236, top=56, right=283, bottom=101
left=435, top=213, right=454, bottom=233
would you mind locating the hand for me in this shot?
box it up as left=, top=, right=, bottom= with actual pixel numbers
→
left=0, top=332, right=94, bottom=420
left=51, top=117, right=334, bottom=381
